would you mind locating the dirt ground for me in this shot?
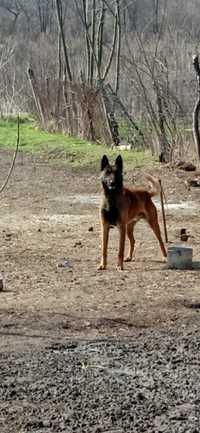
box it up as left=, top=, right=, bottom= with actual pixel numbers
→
left=1, top=149, right=200, bottom=344
left=1, top=149, right=200, bottom=432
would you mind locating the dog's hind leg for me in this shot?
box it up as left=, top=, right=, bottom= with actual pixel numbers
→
left=146, top=201, right=167, bottom=258
left=99, top=222, right=110, bottom=270
left=125, top=222, right=136, bottom=262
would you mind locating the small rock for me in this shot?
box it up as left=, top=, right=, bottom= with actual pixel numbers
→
left=0, top=275, right=3, bottom=291
left=180, top=228, right=192, bottom=242
left=74, top=241, right=82, bottom=247
left=42, top=420, right=51, bottom=428
left=5, top=233, right=12, bottom=241
left=186, top=176, right=200, bottom=189
left=176, top=161, right=196, bottom=171
left=57, top=260, right=73, bottom=269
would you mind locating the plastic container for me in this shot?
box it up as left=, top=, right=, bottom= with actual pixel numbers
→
left=167, top=245, right=193, bottom=269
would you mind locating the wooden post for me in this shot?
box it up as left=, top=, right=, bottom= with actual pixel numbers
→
left=192, top=55, right=200, bottom=159
left=159, top=179, right=168, bottom=244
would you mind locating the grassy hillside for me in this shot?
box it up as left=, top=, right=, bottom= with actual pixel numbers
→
left=0, top=117, right=155, bottom=170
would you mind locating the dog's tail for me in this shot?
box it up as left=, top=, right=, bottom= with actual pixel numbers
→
left=145, top=174, right=161, bottom=197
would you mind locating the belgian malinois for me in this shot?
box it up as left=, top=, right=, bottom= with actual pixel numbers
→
left=99, top=155, right=167, bottom=270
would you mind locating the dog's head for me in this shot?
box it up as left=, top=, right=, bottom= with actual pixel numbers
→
left=100, top=155, right=123, bottom=193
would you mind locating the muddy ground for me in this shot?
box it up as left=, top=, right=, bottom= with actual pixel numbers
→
left=1, top=149, right=200, bottom=432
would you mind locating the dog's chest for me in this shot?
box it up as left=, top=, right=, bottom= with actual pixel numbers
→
left=101, top=201, right=119, bottom=226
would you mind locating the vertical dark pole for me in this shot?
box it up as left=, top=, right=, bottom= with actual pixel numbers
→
left=159, top=179, right=168, bottom=243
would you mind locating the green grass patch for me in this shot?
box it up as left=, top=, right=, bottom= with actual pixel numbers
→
left=0, top=117, right=155, bottom=170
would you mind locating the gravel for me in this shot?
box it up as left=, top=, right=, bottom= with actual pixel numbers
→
left=0, top=330, right=200, bottom=433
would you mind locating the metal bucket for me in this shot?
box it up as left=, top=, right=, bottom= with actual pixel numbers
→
left=167, top=245, right=193, bottom=270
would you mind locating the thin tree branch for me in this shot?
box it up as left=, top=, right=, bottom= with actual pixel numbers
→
left=102, top=9, right=118, bottom=81
left=0, top=116, right=19, bottom=194
left=55, top=0, right=72, bottom=82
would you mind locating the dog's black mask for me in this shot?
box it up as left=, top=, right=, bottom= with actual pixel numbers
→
left=100, top=155, right=123, bottom=194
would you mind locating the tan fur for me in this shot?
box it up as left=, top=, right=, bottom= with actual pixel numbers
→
left=145, top=174, right=161, bottom=197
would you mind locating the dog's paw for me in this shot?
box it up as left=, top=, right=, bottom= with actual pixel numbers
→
left=98, top=264, right=107, bottom=270
left=124, top=256, right=132, bottom=262
left=116, top=265, right=124, bottom=271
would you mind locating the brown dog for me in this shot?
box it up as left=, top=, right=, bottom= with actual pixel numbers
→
left=99, top=155, right=167, bottom=270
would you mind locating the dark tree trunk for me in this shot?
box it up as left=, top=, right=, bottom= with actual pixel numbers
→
left=192, top=55, right=200, bottom=159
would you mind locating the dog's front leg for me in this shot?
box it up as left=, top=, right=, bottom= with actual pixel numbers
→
left=117, top=225, right=126, bottom=270
left=99, top=221, right=109, bottom=270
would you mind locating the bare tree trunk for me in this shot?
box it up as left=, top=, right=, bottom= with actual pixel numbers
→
left=37, top=0, right=54, bottom=33
left=82, top=85, right=96, bottom=141
left=63, top=78, right=72, bottom=134
left=74, top=0, right=101, bottom=80
left=105, top=83, right=144, bottom=140
left=75, top=0, right=120, bottom=84
left=123, top=28, right=174, bottom=161
left=97, top=0, right=106, bottom=74
left=156, top=87, right=170, bottom=162
left=192, top=99, right=200, bottom=159
left=101, top=94, right=114, bottom=144
left=55, top=0, right=72, bottom=82
left=27, top=67, right=46, bottom=128
left=192, top=55, right=200, bottom=159
left=115, top=0, right=121, bottom=94
left=56, top=30, right=62, bottom=118
left=55, top=0, right=79, bottom=135
left=90, top=0, right=96, bottom=86
left=152, top=0, right=159, bottom=34
left=102, top=11, right=118, bottom=81
left=82, top=0, right=91, bottom=84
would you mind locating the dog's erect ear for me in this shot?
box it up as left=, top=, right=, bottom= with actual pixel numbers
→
left=101, top=155, right=109, bottom=171
left=115, top=155, right=123, bottom=172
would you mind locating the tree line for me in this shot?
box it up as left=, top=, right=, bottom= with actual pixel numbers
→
left=0, top=0, right=199, bottom=160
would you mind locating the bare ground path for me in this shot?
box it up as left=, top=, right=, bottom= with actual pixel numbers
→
left=0, top=150, right=200, bottom=432
left=1, top=150, right=200, bottom=344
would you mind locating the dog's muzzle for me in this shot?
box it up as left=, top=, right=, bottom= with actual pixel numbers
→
left=108, top=183, right=115, bottom=190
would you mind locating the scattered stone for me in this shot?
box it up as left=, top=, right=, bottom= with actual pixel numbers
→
left=186, top=176, right=200, bottom=189
left=57, top=259, right=73, bottom=269
left=0, top=274, right=3, bottom=291
left=180, top=228, right=192, bottom=242
left=42, top=420, right=51, bottom=428
left=176, top=161, right=196, bottom=171
left=1, top=333, right=200, bottom=432
left=74, top=241, right=82, bottom=247
left=5, top=232, right=12, bottom=240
